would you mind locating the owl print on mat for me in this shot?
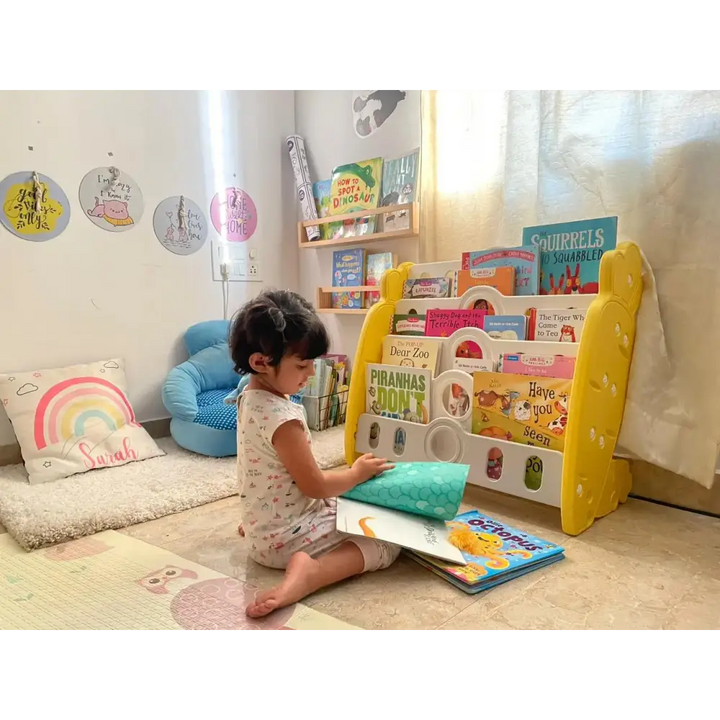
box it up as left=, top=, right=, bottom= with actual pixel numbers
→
left=136, top=568, right=294, bottom=630
left=136, top=566, right=199, bottom=594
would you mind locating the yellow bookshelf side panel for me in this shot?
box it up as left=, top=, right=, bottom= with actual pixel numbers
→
left=344, top=265, right=411, bottom=465
left=561, top=241, right=642, bottom=535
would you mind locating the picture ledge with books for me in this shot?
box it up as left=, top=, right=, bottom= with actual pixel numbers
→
left=304, top=151, right=419, bottom=316
left=340, top=216, right=645, bottom=540
left=300, top=150, right=420, bottom=250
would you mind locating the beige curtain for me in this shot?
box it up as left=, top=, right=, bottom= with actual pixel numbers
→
left=420, top=90, right=720, bottom=488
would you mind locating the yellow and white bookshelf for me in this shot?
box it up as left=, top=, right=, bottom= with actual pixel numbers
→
left=343, top=243, right=643, bottom=536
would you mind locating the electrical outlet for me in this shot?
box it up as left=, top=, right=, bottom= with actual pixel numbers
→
left=248, top=262, right=259, bottom=277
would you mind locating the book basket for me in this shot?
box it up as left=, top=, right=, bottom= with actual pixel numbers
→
left=303, top=389, right=349, bottom=432
left=343, top=242, right=643, bottom=536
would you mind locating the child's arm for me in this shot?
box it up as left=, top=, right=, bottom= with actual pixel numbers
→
left=273, top=421, right=392, bottom=499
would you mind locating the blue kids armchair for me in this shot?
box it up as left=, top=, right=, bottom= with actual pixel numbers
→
left=162, top=320, right=246, bottom=457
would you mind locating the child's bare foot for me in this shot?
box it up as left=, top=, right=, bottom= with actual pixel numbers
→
left=246, top=552, right=320, bottom=618
left=238, top=524, right=245, bottom=537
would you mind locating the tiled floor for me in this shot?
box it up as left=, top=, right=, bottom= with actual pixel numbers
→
left=113, top=486, right=720, bottom=630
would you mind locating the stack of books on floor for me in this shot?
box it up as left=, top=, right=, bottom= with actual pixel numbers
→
left=336, top=463, right=565, bottom=595
left=405, top=510, right=565, bottom=595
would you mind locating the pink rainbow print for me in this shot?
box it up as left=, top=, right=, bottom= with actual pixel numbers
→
left=34, top=377, right=138, bottom=450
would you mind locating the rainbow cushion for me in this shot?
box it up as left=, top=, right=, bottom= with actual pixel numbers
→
left=0, top=358, right=164, bottom=484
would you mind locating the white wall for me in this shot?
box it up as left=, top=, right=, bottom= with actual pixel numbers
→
left=294, top=91, right=422, bottom=363
left=0, top=91, right=297, bottom=446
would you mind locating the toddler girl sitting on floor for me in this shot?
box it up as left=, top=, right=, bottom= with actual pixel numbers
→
left=230, top=289, right=400, bottom=618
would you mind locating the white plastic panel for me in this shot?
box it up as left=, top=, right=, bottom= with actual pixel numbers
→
left=432, top=369, right=473, bottom=431
left=396, top=285, right=595, bottom=317
left=408, top=260, right=460, bottom=280
left=357, top=414, right=563, bottom=507
left=384, top=328, right=579, bottom=376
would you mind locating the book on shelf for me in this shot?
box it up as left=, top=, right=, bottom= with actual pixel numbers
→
left=528, top=308, right=586, bottom=342
left=365, top=252, right=396, bottom=308
left=381, top=336, right=441, bottom=374
left=392, top=312, right=427, bottom=336
left=483, top=315, right=527, bottom=340
left=461, top=246, right=541, bottom=296
left=455, top=266, right=515, bottom=297
left=328, top=157, right=383, bottom=239
left=452, top=339, right=493, bottom=374
left=331, top=249, right=366, bottom=309
left=312, top=180, right=332, bottom=240
left=406, top=510, right=565, bottom=594
left=379, top=148, right=419, bottom=232
left=472, top=372, right=572, bottom=451
left=366, top=363, right=432, bottom=424
left=336, top=461, right=471, bottom=563
left=403, top=277, right=452, bottom=299
left=425, top=308, right=488, bottom=338
left=303, top=357, right=349, bottom=430
left=522, top=216, right=618, bottom=295
left=498, top=353, right=576, bottom=379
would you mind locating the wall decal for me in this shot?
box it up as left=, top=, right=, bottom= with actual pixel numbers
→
left=79, top=166, right=144, bottom=232
left=153, top=196, right=208, bottom=255
left=352, top=90, right=407, bottom=138
left=209, top=187, right=257, bottom=242
left=0, top=171, right=71, bottom=241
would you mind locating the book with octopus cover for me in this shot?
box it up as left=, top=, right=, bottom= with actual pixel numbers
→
left=406, top=510, right=565, bottom=594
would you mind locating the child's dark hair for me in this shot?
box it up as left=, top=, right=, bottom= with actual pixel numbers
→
left=229, top=289, right=330, bottom=374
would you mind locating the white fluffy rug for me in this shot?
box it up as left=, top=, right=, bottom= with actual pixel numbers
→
left=0, top=427, right=346, bottom=551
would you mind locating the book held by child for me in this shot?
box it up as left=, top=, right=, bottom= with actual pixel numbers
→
left=336, top=461, right=471, bottom=563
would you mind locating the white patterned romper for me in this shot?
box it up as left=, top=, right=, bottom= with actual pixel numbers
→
left=237, top=389, right=399, bottom=572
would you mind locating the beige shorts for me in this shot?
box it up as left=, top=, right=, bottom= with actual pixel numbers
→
left=249, top=498, right=400, bottom=573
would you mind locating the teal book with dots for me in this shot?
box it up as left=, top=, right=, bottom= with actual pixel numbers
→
left=336, top=462, right=471, bottom=564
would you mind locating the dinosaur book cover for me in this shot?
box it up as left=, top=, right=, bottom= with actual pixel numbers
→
left=472, top=372, right=572, bottom=452
left=522, top=216, right=618, bottom=295
left=328, top=157, right=383, bottom=238
left=366, top=363, right=431, bottom=424
left=407, top=510, right=565, bottom=594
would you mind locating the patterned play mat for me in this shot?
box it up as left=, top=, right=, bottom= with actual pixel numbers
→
left=0, top=530, right=358, bottom=630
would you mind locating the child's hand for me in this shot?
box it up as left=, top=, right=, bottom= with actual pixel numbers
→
left=350, top=453, right=395, bottom=485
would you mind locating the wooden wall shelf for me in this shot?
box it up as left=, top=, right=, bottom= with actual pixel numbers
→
left=298, top=202, right=419, bottom=249
left=316, top=285, right=378, bottom=314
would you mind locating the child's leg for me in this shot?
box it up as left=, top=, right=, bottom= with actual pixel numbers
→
left=246, top=536, right=400, bottom=618
left=246, top=541, right=364, bottom=618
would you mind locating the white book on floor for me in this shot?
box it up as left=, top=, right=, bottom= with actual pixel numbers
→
left=335, top=497, right=466, bottom=565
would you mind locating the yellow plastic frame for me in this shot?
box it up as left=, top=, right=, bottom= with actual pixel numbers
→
left=344, top=243, right=643, bottom=536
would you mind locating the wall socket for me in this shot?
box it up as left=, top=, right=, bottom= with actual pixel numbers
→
left=211, top=240, right=262, bottom=283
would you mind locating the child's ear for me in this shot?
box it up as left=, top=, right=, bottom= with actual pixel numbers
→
left=248, top=352, right=271, bottom=374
